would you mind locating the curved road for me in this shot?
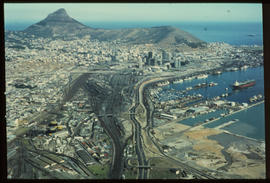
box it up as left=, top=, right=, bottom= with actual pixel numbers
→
left=140, top=79, right=217, bottom=179
left=129, top=83, right=148, bottom=179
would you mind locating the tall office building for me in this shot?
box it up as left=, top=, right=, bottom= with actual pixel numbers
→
left=162, top=50, right=171, bottom=64
left=148, top=51, right=153, bottom=59
left=146, top=51, right=153, bottom=66
left=150, top=58, right=156, bottom=66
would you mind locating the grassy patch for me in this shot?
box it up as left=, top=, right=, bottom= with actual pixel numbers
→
left=123, top=168, right=137, bottom=179
left=87, top=164, right=109, bottom=179
left=150, top=167, right=178, bottom=179
left=148, top=157, right=180, bottom=179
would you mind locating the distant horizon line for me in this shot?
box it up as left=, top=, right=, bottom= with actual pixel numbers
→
left=4, top=20, right=263, bottom=31
left=5, top=20, right=263, bottom=24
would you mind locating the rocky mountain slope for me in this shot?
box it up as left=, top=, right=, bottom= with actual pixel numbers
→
left=23, top=8, right=206, bottom=48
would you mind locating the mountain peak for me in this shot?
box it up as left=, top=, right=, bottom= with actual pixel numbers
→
left=54, top=8, right=67, bottom=14
left=49, top=8, right=68, bottom=17
left=44, top=8, right=72, bottom=22
left=23, top=9, right=205, bottom=47
left=24, top=8, right=89, bottom=38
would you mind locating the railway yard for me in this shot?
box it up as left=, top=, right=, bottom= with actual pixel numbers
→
left=5, top=32, right=265, bottom=179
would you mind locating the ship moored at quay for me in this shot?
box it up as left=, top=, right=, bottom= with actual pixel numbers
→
left=232, top=80, right=256, bottom=90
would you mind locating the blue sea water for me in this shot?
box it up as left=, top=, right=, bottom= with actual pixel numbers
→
left=4, top=22, right=34, bottom=31
left=83, top=21, right=263, bottom=46
left=5, top=21, right=263, bottom=46
left=166, top=66, right=265, bottom=140
left=160, top=66, right=264, bottom=104
left=204, top=102, right=265, bottom=141
left=180, top=109, right=228, bottom=126
left=4, top=21, right=265, bottom=140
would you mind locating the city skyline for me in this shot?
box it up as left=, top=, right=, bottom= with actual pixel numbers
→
left=4, top=3, right=262, bottom=23
left=5, top=2, right=265, bottom=180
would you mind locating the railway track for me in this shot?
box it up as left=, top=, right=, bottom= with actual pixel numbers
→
left=142, top=98, right=216, bottom=178
left=137, top=77, right=217, bottom=179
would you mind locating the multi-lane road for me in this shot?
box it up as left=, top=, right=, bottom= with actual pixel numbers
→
left=8, top=69, right=219, bottom=179
left=129, top=80, right=150, bottom=179
left=139, top=78, right=217, bottom=179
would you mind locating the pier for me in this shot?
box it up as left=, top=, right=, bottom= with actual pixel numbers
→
left=214, top=119, right=238, bottom=130
left=199, top=100, right=264, bottom=128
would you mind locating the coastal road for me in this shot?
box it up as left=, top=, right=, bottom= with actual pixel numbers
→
left=129, top=80, right=150, bottom=179
left=138, top=77, right=217, bottom=179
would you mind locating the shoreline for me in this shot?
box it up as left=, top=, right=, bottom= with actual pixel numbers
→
left=201, top=100, right=264, bottom=127
left=154, top=100, right=264, bottom=129
left=153, top=100, right=265, bottom=142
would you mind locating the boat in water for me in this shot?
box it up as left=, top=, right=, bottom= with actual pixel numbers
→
left=196, top=74, right=208, bottom=79
left=209, top=82, right=218, bottom=87
left=184, top=77, right=194, bottom=81
left=232, top=80, right=256, bottom=89
left=213, top=70, right=222, bottom=75
left=173, top=79, right=183, bottom=84
left=194, top=82, right=207, bottom=89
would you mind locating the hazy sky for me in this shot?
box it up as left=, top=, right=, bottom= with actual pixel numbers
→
left=4, top=3, right=262, bottom=23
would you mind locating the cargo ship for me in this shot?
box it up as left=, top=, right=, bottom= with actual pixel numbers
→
left=232, top=80, right=255, bottom=89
